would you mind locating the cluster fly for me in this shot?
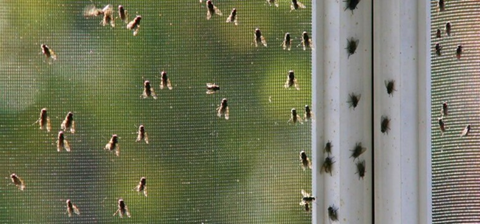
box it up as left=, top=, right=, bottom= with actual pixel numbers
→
left=160, top=71, right=173, bottom=90
left=350, top=142, right=366, bottom=160
left=438, top=117, right=445, bottom=136
left=41, top=44, right=57, bottom=62
left=282, top=32, right=292, bottom=51
left=226, top=8, right=238, bottom=26
left=356, top=160, right=366, bottom=179
left=301, top=31, right=314, bottom=50
left=34, top=108, right=51, bottom=132
left=460, top=124, right=471, bottom=137
left=118, top=5, right=128, bottom=23
left=206, top=83, right=220, bottom=94
left=254, top=28, right=267, bottom=47
left=288, top=108, right=303, bottom=124
left=113, top=199, right=131, bottom=218
left=346, top=37, right=359, bottom=58
left=217, top=98, right=229, bottom=120
left=267, top=0, right=279, bottom=7
left=134, top=177, right=147, bottom=197
left=136, top=125, right=149, bottom=144
left=284, top=70, right=300, bottom=90
left=104, top=134, right=120, bottom=156
left=206, top=0, right=222, bottom=20
left=140, top=79, right=157, bottom=99
left=66, top=199, right=80, bottom=217
left=61, top=112, right=75, bottom=133
left=299, top=151, right=312, bottom=171
left=291, top=0, right=306, bottom=11
left=456, top=45, right=463, bottom=60
left=304, top=105, right=314, bottom=122
left=10, top=173, right=25, bottom=191
left=100, top=4, right=115, bottom=27
left=328, top=205, right=339, bottom=221
left=299, top=190, right=315, bottom=212
left=321, top=156, right=335, bottom=176
left=127, top=16, right=142, bottom=36
left=57, top=131, right=71, bottom=152
left=441, top=102, right=448, bottom=117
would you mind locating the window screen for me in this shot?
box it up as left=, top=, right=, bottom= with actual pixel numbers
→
left=431, top=0, right=480, bottom=223
left=0, top=1, right=312, bottom=223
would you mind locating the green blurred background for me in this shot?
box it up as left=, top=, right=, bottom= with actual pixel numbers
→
left=0, top=0, right=311, bottom=223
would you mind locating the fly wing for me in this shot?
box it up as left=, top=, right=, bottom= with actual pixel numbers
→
left=70, top=121, right=76, bottom=133
left=167, top=79, right=173, bottom=90
left=144, top=132, right=149, bottom=144
left=64, top=139, right=71, bottom=152
left=73, top=205, right=80, bottom=215
left=225, top=106, right=229, bottom=120
left=46, top=117, right=52, bottom=132
left=261, top=36, right=267, bottom=47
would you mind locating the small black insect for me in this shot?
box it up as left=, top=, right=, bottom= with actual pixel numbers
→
left=381, top=116, right=390, bottom=134
left=301, top=31, right=313, bottom=50
left=10, top=173, right=25, bottom=191
left=291, top=0, right=306, bottom=11
left=136, top=125, right=149, bottom=144
left=288, top=108, right=303, bottom=124
left=282, top=32, right=292, bottom=51
left=206, top=83, right=220, bottom=94
left=304, top=105, right=314, bottom=121
left=140, top=79, right=157, bottom=99
left=324, top=141, right=332, bottom=154
left=438, top=118, right=445, bottom=136
left=460, top=124, right=471, bottom=137
left=385, top=80, right=395, bottom=96
left=206, top=0, right=222, bottom=20
left=57, top=131, right=71, bottom=152
left=346, top=37, right=359, bottom=58
left=254, top=28, right=267, bottom=47
left=299, top=151, right=312, bottom=171
left=118, top=5, right=128, bottom=23
left=445, top=22, right=451, bottom=36
left=435, top=43, right=442, bottom=56
left=41, top=44, right=57, bottom=61
left=328, top=205, right=339, bottom=221
left=284, top=70, right=300, bottom=90
left=438, top=0, right=444, bottom=12
left=355, top=160, right=366, bottom=179
left=160, top=71, right=173, bottom=90
left=226, top=8, right=237, bottom=25
left=456, top=45, right=463, bottom=60
left=441, top=102, right=448, bottom=117
left=61, top=112, right=75, bottom=134
left=104, top=134, right=120, bottom=156
left=217, top=98, right=229, bottom=120
left=34, top=108, right=51, bottom=132
left=347, top=93, right=361, bottom=109
left=350, top=142, right=366, bottom=160
left=113, top=199, right=131, bottom=218
left=300, top=189, right=315, bottom=204
left=127, top=15, right=141, bottom=36
left=321, top=156, right=335, bottom=176
left=134, top=177, right=147, bottom=197
left=344, top=0, right=360, bottom=13
left=436, top=28, right=441, bottom=38
left=66, top=199, right=80, bottom=217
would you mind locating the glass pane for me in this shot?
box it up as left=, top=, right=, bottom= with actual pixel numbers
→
left=0, top=1, right=312, bottom=223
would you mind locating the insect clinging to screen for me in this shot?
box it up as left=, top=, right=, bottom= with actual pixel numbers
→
left=140, top=79, right=157, bottom=99
left=321, top=156, right=335, bottom=176
left=217, top=98, right=229, bottom=120
left=299, top=151, right=312, bottom=171
left=118, top=5, right=128, bottom=23
left=350, top=142, right=366, bottom=160
left=10, top=173, right=25, bottom=191
left=385, top=80, right=395, bottom=96
left=456, top=45, right=463, bottom=60
left=381, top=116, right=390, bottom=134
left=206, top=0, right=222, bottom=20
left=344, top=0, right=360, bottom=13
left=127, top=15, right=141, bottom=36
left=160, top=71, right=173, bottom=90
left=113, top=199, right=131, bottom=218
left=436, top=28, right=441, bottom=38
left=66, top=199, right=80, bottom=217
left=267, top=0, right=279, bottom=7
left=441, top=102, right=448, bottom=117
left=290, top=0, right=306, bottom=11
left=346, top=37, right=359, bottom=58
left=438, top=118, right=445, bottom=136
left=41, top=44, right=57, bottom=61
left=282, top=32, right=292, bottom=51
left=328, top=205, right=339, bottom=221
left=438, top=0, right=445, bottom=12
left=57, top=131, right=71, bottom=152
left=105, top=134, right=120, bottom=156
left=288, top=108, right=303, bottom=124
left=226, top=8, right=238, bottom=26
left=100, top=4, right=115, bottom=27
left=206, top=83, right=220, bottom=94
left=134, top=177, right=147, bottom=197
left=284, top=70, right=300, bottom=90
left=324, top=141, right=333, bottom=154
left=35, top=108, right=51, bottom=132
left=356, top=160, right=366, bottom=179
left=254, top=28, right=267, bottom=47
left=460, top=124, right=471, bottom=137
left=347, top=93, right=361, bottom=109
left=435, top=43, right=442, bottom=56
left=301, top=31, right=313, bottom=50
left=61, top=112, right=75, bottom=134
left=304, top=105, right=314, bottom=121
left=83, top=4, right=103, bottom=18
left=136, top=125, right=149, bottom=144
left=300, top=189, right=315, bottom=204
left=445, top=22, right=451, bottom=36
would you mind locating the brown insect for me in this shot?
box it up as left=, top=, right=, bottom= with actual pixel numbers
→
left=328, top=205, right=339, bottom=221
left=61, top=112, right=75, bottom=133
left=436, top=29, right=441, bottom=38
left=441, top=102, right=448, bottom=117
left=34, top=108, right=51, bottom=132
left=83, top=4, right=103, bottom=17
left=381, top=116, right=390, bottom=134
left=445, top=22, right=451, bottom=36
left=57, top=131, right=71, bottom=152
left=350, top=142, right=366, bottom=160
left=291, top=0, right=306, bottom=11
left=438, top=0, right=445, bottom=12
left=160, top=71, right=173, bottom=90
left=127, top=15, right=142, bottom=36
left=438, top=118, right=445, bottom=136
left=254, top=28, right=267, bottom=47
left=321, top=156, right=335, bottom=176
left=206, top=83, right=220, bottom=94
left=304, top=105, right=314, bottom=121
left=356, top=160, right=366, bottom=179
left=348, top=93, right=361, bottom=109
left=456, top=45, right=463, bottom=60
left=284, top=70, right=300, bottom=90
left=41, top=44, right=57, bottom=61
left=118, top=5, right=128, bottom=23
left=267, top=0, right=279, bottom=7
left=104, top=134, right=120, bottom=156
left=100, top=4, right=115, bottom=27
left=10, top=173, right=25, bottom=191
left=301, top=31, right=313, bottom=50
left=460, top=124, right=471, bottom=137
left=385, top=80, right=395, bottom=96
left=206, top=0, right=222, bottom=20
left=136, top=125, right=149, bottom=144
left=324, top=141, right=332, bottom=154
left=288, top=108, right=303, bottom=124
left=299, top=151, right=312, bottom=171
left=113, top=199, right=131, bottom=218
left=134, top=177, right=147, bottom=197
left=217, top=98, right=229, bottom=120
left=140, top=79, right=157, bottom=99
left=66, top=199, right=80, bottom=217
left=435, top=43, right=442, bottom=56
left=282, top=32, right=292, bottom=51
left=226, top=8, right=238, bottom=25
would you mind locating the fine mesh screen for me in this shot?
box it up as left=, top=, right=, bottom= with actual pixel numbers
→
left=431, top=0, right=480, bottom=223
left=0, top=1, right=312, bottom=223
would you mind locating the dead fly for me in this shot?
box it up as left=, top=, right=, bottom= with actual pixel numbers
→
left=438, top=0, right=445, bottom=12
left=435, top=43, right=442, bottom=56
left=206, top=0, right=222, bottom=20
left=461, top=124, right=471, bottom=137
left=328, top=205, right=339, bottom=221
left=136, top=125, right=149, bottom=144
left=381, top=116, right=390, bottom=134
left=104, top=134, right=120, bottom=156
left=282, top=32, right=292, bottom=51
left=127, top=15, right=141, bottom=36
left=288, top=108, right=303, bottom=124
left=34, top=108, right=51, bottom=132
left=226, top=8, right=238, bottom=25
left=159, top=71, right=173, bottom=90
left=57, top=131, right=71, bottom=152
left=217, top=98, right=229, bottom=120
left=299, top=151, right=312, bottom=171
left=206, top=83, right=220, bottom=94
left=118, top=5, right=128, bottom=23
left=291, top=0, right=306, bottom=11
left=350, top=142, right=366, bottom=160
left=113, top=199, right=131, bottom=218
left=66, top=199, right=80, bottom=217
left=301, top=31, right=313, bottom=50
left=445, top=22, right=451, bottom=36
left=300, top=189, right=315, bottom=205
left=438, top=118, right=445, bottom=136
left=324, top=141, right=333, bottom=154
left=83, top=4, right=103, bottom=18
left=134, top=177, right=147, bottom=197
left=284, top=70, right=300, bottom=90
left=321, top=156, right=335, bottom=176
left=346, top=37, right=359, bottom=58
left=100, top=4, right=115, bottom=27
left=254, top=28, right=267, bottom=47
left=436, top=29, right=441, bottom=38
left=355, top=160, right=366, bottom=179
left=347, top=93, right=361, bottom=109
left=61, top=112, right=75, bottom=134
left=10, top=173, right=25, bottom=191
left=140, top=79, right=157, bottom=99
left=41, top=44, right=57, bottom=61
left=304, top=105, right=314, bottom=121
left=441, top=102, right=448, bottom=117
left=456, top=45, right=463, bottom=60
left=344, top=0, right=360, bottom=12
left=385, top=80, right=395, bottom=96
left=267, top=0, right=279, bottom=7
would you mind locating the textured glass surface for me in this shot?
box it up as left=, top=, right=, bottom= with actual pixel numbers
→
left=431, top=0, right=480, bottom=223
left=0, top=1, right=312, bottom=223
